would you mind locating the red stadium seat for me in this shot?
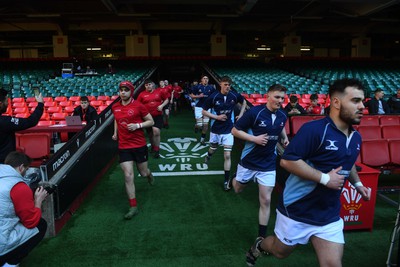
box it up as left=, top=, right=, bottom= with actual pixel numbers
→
left=105, top=100, right=114, bottom=106
left=12, top=102, right=27, bottom=109
left=43, top=97, right=53, bottom=102
left=13, top=107, right=28, bottom=114
left=54, top=96, right=67, bottom=103
left=255, top=98, right=267, bottom=104
left=98, top=105, right=108, bottom=113
left=69, top=96, right=81, bottom=102
left=51, top=112, right=68, bottom=122
left=90, top=100, right=103, bottom=109
left=15, top=113, right=30, bottom=118
left=15, top=132, right=51, bottom=167
left=26, top=97, right=36, bottom=103
left=388, top=139, right=400, bottom=165
left=28, top=102, right=38, bottom=108
left=360, top=139, right=390, bottom=167
left=250, top=93, right=262, bottom=99
left=59, top=101, right=73, bottom=110
left=44, top=101, right=57, bottom=109
left=111, top=95, right=119, bottom=100
left=47, top=106, right=62, bottom=114
left=360, top=115, right=380, bottom=126
left=357, top=125, right=382, bottom=140
left=97, top=95, right=110, bottom=102
left=379, top=115, right=400, bottom=126
left=37, top=120, right=55, bottom=126
left=381, top=125, right=400, bottom=139
left=64, top=106, right=75, bottom=114
left=40, top=112, right=50, bottom=121
left=12, top=97, right=25, bottom=103
left=290, top=116, right=314, bottom=135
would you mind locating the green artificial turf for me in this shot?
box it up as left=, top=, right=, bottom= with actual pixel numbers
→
left=21, top=109, right=400, bottom=267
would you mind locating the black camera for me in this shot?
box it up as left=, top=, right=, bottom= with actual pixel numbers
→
left=24, top=168, right=56, bottom=194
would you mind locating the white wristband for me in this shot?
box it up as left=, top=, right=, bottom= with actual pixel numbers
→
left=354, top=182, right=363, bottom=187
left=320, top=173, right=330, bottom=186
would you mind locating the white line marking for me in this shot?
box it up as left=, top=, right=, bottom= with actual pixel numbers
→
left=151, top=171, right=224, bottom=176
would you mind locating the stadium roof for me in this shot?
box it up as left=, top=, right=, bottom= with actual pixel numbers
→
left=1, top=0, right=399, bottom=57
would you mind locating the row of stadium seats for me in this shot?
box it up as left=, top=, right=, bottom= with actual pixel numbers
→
left=286, top=115, right=400, bottom=170
left=359, top=139, right=400, bottom=168
left=355, top=125, right=400, bottom=140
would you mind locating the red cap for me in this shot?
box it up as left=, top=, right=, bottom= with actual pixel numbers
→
left=119, top=81, right=135, bottom=93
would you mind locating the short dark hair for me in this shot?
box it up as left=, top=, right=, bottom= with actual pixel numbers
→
left=144, top=79, right=153, bottom=84
left=219, top=76, right=232, bottom=84
left=289, top=95, right=298, bottom=103
left=0, top=88, right=8, bottom=102
left=310, top=93, right=318, bottom=101
left=328, top=78, right=365, bottom=98
left=5, top=151, right=32, bottom=168
left=267, top=84, right=287, bottom=93
left=374, top=88, right=383, bottom=94
left=80, top=96, right=89, bottom=102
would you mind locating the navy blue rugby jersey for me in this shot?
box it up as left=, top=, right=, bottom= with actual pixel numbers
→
left=279, top=116, right=362, bottom=226
left=234, top=105, right=287, bottom=172
left=191, top=83, right=216, bottom=107
left=203, top=91, right=244, bottom=134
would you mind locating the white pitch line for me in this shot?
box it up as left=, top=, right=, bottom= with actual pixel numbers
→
left=150, top=171, right=224, bottom=176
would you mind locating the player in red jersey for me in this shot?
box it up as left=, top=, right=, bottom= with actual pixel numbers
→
left=158, top=80, right=174, bottom=129
left=171, top=82, right=183, bottom=113
left=137, top=80, right=169, bottom=158
left=111, top=81, right=155, bottom=220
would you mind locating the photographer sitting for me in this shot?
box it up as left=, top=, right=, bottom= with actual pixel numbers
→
left=0, top=151, right=48, bottom=267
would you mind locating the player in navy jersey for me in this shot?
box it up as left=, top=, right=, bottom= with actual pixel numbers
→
left=245, top=78, right=371, bottom=267
left=231, top=84, right=289, bottom=242
left=189, top=75, right=216, bottom=145
left=202, top=76, right=247, bottom=191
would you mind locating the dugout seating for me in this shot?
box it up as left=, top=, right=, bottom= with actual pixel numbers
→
left=360, top=140, right=391, bottom=168
left=15, top=132, right=52, bottom=167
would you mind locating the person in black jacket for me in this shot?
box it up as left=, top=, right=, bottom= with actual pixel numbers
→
left=72, top=96, right=98, bottom=123
left=387, top=88, right=400, bottom=114
left=0, top=88, right=44, bottom=163
left=283, top=95, right=307, bottom=115
left=366, top=88, right=391, bottom=115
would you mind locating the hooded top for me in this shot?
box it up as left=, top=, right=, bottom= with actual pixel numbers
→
left=0, top=164, right=39, bottom=256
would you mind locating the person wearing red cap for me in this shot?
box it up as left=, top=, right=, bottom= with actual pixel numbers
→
left=137, top=80, right=169, bottom=158
left=111, top=81, right=155, bottom=220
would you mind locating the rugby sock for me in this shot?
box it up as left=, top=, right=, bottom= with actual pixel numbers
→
left=258, top=224, right=267, bottom=238
left=200, top=133, right=206, bottom=140
left=129, top=198, right=137, bottom=207
left=153, top=146, right=160, bottom=152
left=224, top=170, right=230, bottom=182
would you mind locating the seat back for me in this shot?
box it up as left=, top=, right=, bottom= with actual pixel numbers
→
left=379, top=115, right=400, bottom=126
left=360, top=139, right=390, bottom=167
left=381, top=125, right=400, bottom=139
left=290, top=116, right=314, bottom=135
left=388, top=139, right=400, bottom=165
left=360, top=115, right=380, bottom=126
left=357, top=125, right=382, bottom=140
left=15, top=133, right=51, bottom=166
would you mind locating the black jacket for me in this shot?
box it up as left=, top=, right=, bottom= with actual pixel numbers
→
left=0, top=103, right=44, bottom=163
left=387, top=95, right=400, bottom=114
left=72, top=105, right=98, bottom=122
left=367, top=98, right=391, bottom=115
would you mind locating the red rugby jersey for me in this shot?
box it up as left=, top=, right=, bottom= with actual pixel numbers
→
left=112, top=99, right=149, bottom=149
